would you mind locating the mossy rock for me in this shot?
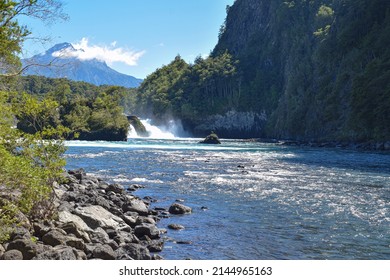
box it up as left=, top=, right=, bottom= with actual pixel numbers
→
left=127, top=116, right=149, bottom=137
left=199, top=132, right=221, bottom=144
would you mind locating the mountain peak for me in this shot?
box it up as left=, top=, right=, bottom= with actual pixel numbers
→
left=22, top=43, right=143, bottom=88
left=46, top=42, right=75, bottom=54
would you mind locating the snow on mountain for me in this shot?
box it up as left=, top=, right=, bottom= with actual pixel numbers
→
left=22, top=43, right=143, bottom=88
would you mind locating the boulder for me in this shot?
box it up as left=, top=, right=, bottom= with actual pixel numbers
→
left=122, top=214, right=137, bottom=227
left=59, top=221, right=91, bottom=243
left=136, top=216, right=156, bottom=225
left=9, top=227, right=31, bottom=240
left=92, top=244, right=117, bottom=260
left=40, top=227, right=85, bottom=250
left=199, top=132, right=221, bottom=144
left=1, top=249, right=23, bottom=260
left=168, top=224, right=185, bottom=230
left=58, top=210, right=93, bottom=233
left=33, top=245, right=79, bottom=260
left=42, top=229, right=68, bottom=247
left=74, top=205, right=129, bottom=230
left=146, top=240, right=164, bottom=253
left=87, top=227, right=110, bottom=244
left=107, top=183, right=125, bottom=194
left=168, top=203, right=192, bottom=215
left=122, top=199, right=149, bottom=216
left=68, top=168, right=86, bottom=181
left=6, top=239, right=40, bottom=260
left=116, top=243, right=151, bottom=260
left=134, top=223, right=160, bottom=239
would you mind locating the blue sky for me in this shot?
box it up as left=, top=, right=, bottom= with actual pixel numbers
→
left=21, top=0, right=235, bottom=79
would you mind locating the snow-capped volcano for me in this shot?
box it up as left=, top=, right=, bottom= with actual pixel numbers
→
left=22, top=42, right=143, bottom=88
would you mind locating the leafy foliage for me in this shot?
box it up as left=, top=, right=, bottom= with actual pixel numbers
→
left=135, top=52, right=239, bottom=126
left=137, top=0, right=390, bottom=142
left=0, top=0, right=68, bottom=242
left=0, top=91, right=66, bottom=242
left=16, top=76, right=132, bottom=140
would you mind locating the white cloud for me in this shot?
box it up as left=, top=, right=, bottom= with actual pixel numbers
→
left=53, top=38, right=145, bottom=66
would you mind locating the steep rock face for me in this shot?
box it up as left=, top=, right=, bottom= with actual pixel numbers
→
left=213, top=0, right=390, bottom=142
left=192, top=110, right=267, bottom=139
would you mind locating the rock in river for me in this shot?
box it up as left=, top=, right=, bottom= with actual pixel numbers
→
left=169, top=203, right=192, bottom=215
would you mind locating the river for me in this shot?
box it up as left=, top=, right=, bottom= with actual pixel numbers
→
left=64, top=129, right=390, bottom=260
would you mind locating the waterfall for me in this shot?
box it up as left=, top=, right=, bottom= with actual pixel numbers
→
left=128, top=119, right=179, bottom=139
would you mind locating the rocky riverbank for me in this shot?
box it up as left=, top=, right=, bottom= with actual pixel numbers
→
left=0, top=169, right=192, bottom=260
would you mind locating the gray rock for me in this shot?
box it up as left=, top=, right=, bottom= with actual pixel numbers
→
left=152, top=254, right=164, bottom=260
left=168, top=203, right=192, bottom=215
left=136, top=216, right=156, bottom=225
left=33, top=245, right=77, bottom=260
left=134, top=223, right=160, bottom=239
left=68, top=168, right=86, bottom=181
left=92, top=244, right=117, bottom=260
left=59, top=221, right=91, bottom=243
left=113, top=231, right=137, bottom=246
left=98, top=181, right=109, bottom=189
left=41, top=228, right=85, bottom=251
left=9, top=227, right=31, bottom=241
left=58, top=210, right=93, bottom=233
left=116, top=243, right=151, bottom=260
left=64, top=173, right=79, bottom=184
left=122, top=199, right=149, bottom=216
left=7, top=239, right=39, bottom=260
left=168, top=224, right=185, bottom=230
left=42, top=229, right=68, bottom=247
left=73, top=249, right=88, bottom=260
left=107, top=183, right=125, bottom=194
left=33, top=222, right=52, bottom=239
left=88, top=227, right=110, bottom=244
left=94, top=196, right=111, bottom=210
left=65, top=235, right=85, bottom=251
left=74, top=205, right=129, bottom=230
left=122, top=214, right=137, bottom=227
left=1, top=249, right=23, bottom=260
left=107, top=240, right=120, bottom=251
left=146, top=240, right=164, bottom=253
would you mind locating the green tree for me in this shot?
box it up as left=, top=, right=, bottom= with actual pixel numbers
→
left=0, top=0, right=68, bottom=242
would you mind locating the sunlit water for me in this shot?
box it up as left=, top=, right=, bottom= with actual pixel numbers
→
left=65, top=138, right=390, bottom=260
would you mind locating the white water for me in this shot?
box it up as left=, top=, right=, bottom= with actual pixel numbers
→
left=65, top=139, right=390, bottom=260
left=128, top=119, right=177, bottom=139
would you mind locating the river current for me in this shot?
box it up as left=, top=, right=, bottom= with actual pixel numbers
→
left=64, top=137, right=390, bottom=260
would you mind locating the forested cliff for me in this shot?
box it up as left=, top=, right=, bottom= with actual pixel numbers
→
left=137, top=0, right=390, bottom=142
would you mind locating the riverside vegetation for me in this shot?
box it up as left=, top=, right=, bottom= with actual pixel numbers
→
left=0, top=1, right=190, bottom=259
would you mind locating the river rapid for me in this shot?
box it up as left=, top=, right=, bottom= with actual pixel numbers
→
left=64, top=135, right=390, bottom=260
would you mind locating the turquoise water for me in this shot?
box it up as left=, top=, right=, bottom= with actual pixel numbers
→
left=65, top=138, right=390, bottom=260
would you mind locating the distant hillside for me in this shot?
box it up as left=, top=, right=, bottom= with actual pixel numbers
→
left=22, top=43, right=143, bottom=88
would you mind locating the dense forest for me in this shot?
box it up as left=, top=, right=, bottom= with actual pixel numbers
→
left=135, top=0, right=390, bottom=142
left=15, top=75, right=136, bottom=141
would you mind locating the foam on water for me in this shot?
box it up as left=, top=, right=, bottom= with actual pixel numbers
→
left=64, top=138, right=390, bottom=259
